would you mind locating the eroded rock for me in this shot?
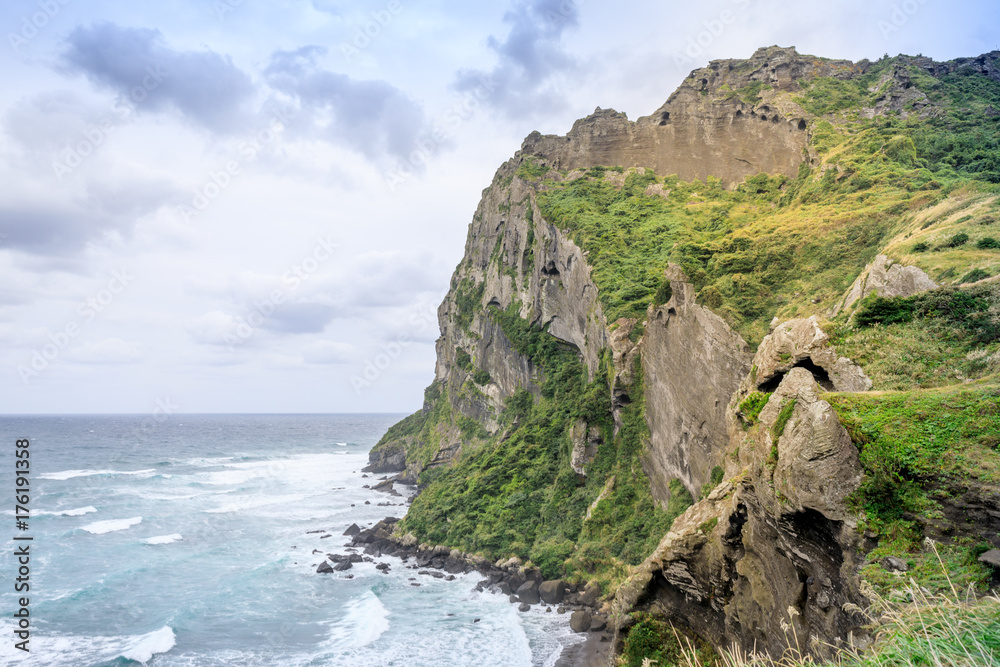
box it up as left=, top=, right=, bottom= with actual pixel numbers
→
left=641, top=265, right=752, bottom=502
left=746, top=316, right=872, bottom=394
left=835, top=254, right=936, bottom=316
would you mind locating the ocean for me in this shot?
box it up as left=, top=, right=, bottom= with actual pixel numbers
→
left=0, top=414, right=583, bottom=666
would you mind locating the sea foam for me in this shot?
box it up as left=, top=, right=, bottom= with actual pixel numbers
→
left=143, top=534, right=182, bottom=545
left=81, top=516, right=142, bottom=534
left=40, top=468, right=155, bottom=481
left=119, top=626, right=176, bottom=663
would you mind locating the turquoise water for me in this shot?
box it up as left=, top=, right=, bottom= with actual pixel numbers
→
left=0, top=415, right=581, bottom=666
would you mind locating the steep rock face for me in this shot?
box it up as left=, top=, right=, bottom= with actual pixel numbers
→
left=520, top=47, right=853, bottom=185
left=370, top=159, right=610, bottom=474
left=833, top=254, right=937, bottom=316
left=641, top=266, right=752, bottom=504
left=614, top=367, right=867, bottom=660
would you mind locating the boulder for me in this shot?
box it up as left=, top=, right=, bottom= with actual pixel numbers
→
left=538, top=579, right=565, bottom=605
left=518, top=603, right=531, bottom=613
left=881, top=556, right=909, bottom=572
left=516, top=580, right=540, bottom=605
left=835, top=254, right=936, bottom=316
left=580, top=582, right=602, bottom=606
left=316, top=561, right=333, bottom=574
left=589, top=615, right=607, bottom=632
left=978, top=549, right=1000, bottom=569
left=569, top=610, right=592, bottom=633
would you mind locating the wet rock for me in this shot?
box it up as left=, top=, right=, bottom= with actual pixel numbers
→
left=518, top=603, right=531, bottom=612
left=569, top=611, right=592, bottom=633
left=516, top=580, right=540, bottom=605
left=316, top=561, right=333, bottom=574
left=538, top=579, right=565, bottom=605
left=589, top=615, right=607, bottom=632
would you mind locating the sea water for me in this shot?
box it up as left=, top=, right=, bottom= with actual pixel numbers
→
left=0, top=415, right=583, bottom=666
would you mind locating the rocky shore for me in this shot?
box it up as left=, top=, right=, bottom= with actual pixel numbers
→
left=311, top=508, right=615, bottom=664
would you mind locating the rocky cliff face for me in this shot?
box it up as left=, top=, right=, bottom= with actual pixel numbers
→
left=641, top=266, right=752, bottom=504
left=366, top=45, right=1000, bottom=663
left=520, top=46, right=842, bottom=184
left=615, top=355, right=868, bottom=659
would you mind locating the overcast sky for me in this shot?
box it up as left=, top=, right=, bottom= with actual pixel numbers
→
left=1, top=0, right=997, bottom=414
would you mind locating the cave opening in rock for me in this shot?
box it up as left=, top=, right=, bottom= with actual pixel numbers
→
left=757, top=358, right=835, bottom=392
left=797, top=119, right=807, bottom=130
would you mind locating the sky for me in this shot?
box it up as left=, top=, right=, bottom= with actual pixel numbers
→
left=0, top=0, right=997, bottom=415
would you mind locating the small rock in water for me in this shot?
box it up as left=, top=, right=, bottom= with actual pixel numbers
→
left=473, top=618, right=481, bottom=623
left=364, top=501, right=371, bottom=505
left=518, top=603, right=530, bottom=612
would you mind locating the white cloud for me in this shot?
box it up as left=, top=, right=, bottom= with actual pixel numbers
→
left=301, top=340, right=357, bottom=364
left=67, top=337, right=143, bottom=364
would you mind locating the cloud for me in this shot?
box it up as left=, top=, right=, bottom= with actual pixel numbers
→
left=59, top=22, right=255, bottom=132
left=453, top=0, right=580, bottom=119
left=263, top=46, right=427, bottom=161
left=67, top=338, right=143, bottom=364
left=0, top=173, right=179, bottom=257
left=186, top=311, right=238, bottom=346
left=261, top=302, right=338, bottom=334
left=301, top=340, right=357, bottom=364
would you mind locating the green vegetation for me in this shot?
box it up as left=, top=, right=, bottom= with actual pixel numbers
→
left=455, top=348, right=472, bottom=372
left=829, top=281, right=1000, bottom=389
left=771, top=398, right=797, bottom=440
left=516, top=156, right=550, bottom=181
left=738, top=392, right=772, bottom=427
left=454, top=278, right=485, bottom=333
left=401, top=305, right=692, bottom=585
left=377, top=52, right=1000, bottom=667
left=828, top=381, right=1000, bottom=592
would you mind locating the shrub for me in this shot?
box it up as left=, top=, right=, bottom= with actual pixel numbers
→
left=912, top=241, right=930, bottom=252
left=738, top=392, right=772, bottom=427
left=960, top=268, right=990, bottom=284
left=472, top=369, right=492, bottom=385
left=977, top=236, right=1000, bottom=249
left=946, top=232, right=970, bottom=247
left=855, top=294, right=916, bottom=326
left=653, top=279, right=673, bottom=306
left=621, top=614, right=678, bottom=667
left=455, top=348, right=473, bottom=371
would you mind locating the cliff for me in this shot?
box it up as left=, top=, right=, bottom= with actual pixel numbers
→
left=366, top=46, right=1000, bottom=663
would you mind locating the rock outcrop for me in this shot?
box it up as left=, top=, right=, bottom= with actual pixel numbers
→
left=613, top=365, right=867, bottom=660
left=834, top=254, right=937, bottom=316
left=641, top=265, right=752, bottom=503
left=747, top=317, right=872, bottom=394
left=521, top=47, right=844, bottom=185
